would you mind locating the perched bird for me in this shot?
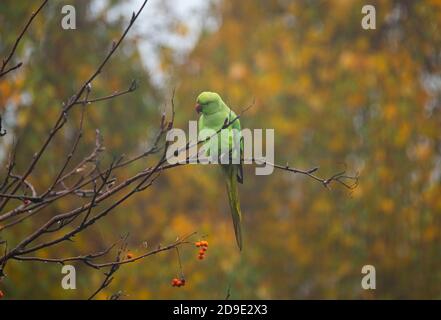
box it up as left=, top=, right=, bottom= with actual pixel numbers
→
left=195, top=91, right=244, bottom=250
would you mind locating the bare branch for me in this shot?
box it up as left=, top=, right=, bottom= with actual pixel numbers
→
left=88, top=236, right=127, bottom=300
left=250, top=158, right=359, bottom=190
left=73, top=80, right=138, bottom=106
left=0, top=0, right=48, bottom=78
left=0, top=0, right=150, bottom=212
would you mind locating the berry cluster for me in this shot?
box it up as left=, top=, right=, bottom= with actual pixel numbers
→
left=171, top=278, right=186, bottom=287
left=170, top=239, right=209, bottom=289
left=195, top=240, right=208, bottom=260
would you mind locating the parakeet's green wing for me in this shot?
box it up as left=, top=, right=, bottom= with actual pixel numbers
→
left=230, top=111, right=244, bottom=184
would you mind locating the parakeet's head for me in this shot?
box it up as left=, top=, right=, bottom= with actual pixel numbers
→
left=195, top=91, right=222, bottom=115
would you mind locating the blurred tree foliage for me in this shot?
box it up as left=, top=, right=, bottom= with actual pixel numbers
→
left=1, top=0, right=441, bottom=299
left=160, top=0, right=441, bottom=299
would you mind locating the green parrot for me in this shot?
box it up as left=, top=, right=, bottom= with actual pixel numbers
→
left=195, top=91, right=244, bottom=251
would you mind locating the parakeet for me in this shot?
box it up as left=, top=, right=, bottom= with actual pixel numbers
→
left=195, top=91, right=244, bottom=250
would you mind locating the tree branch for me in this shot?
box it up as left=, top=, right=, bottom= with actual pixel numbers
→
left=0, top=0, right=48, bottom=79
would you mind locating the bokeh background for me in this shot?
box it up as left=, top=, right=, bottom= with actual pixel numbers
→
left=1, top=0, right=440, bottom=299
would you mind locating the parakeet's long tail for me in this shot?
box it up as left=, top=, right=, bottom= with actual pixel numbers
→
left=222, top=164, right=243, bottom=251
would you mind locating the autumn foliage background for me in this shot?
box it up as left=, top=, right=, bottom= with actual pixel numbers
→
left=1, top=0, right=440, bottom=299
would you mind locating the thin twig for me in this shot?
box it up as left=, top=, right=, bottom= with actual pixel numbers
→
left=0, top=0, right=150, bottom=212
left=0, top=0, right=48, bottom=78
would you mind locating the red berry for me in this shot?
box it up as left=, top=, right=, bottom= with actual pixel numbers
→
left=126, top=252, right=133, bottom=259
left=171, top=278, right=179, bottom=287
left=198, top=254, right=204, bottom=260
left=180, top=279, right=186, bottom=286
left=195, top=241, right=201, bottom=247
left=199, top=249, right=205, bottom=255
left=0, top=290, right=4, bottom=299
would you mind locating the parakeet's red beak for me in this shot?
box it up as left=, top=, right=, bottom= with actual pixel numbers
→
left=195, top=103, right=202, bottom=114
